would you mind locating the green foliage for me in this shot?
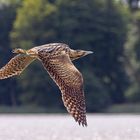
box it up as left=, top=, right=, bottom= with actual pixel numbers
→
left=105, top=103, right=140, bottom=113
left=84, top=72, right=111, bottom=112
left=0, top=0, right=132, bottom=112
left=9, top=0, right=130, bottom=112
left=125, top=11, right=140, bottom=102
left=11, top=0, right=57, bottom=49
left=0, top=1, right=20, bottom=106
left=125, top=83, right=140, bottom=102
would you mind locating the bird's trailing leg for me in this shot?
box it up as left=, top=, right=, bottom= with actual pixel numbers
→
left=12, top=48, right=38, bottom=58
left=12, top=48, right=27, bottom=54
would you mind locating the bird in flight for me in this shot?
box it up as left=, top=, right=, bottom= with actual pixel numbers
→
left=0, top=43, right=92, bottom=126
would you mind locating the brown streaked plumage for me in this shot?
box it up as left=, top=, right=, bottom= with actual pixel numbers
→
left=0, top=43, right=93, bottom=126
left=0, top=54, right=35, bottom=79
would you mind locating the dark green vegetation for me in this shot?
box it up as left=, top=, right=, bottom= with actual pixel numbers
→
left=0, top=0, right=140, bottom=113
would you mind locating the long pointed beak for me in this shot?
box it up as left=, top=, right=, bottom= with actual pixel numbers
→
left=85, top=51, right=93, bottom=55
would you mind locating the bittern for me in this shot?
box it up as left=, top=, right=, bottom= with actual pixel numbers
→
left=0, top=43, right=93, bottom=126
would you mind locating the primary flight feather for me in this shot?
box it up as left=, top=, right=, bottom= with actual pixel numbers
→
left=0, top=43, right=93, bottom=126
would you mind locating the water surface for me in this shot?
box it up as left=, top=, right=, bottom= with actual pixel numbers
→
left=0, top=114, right=140, bottom=140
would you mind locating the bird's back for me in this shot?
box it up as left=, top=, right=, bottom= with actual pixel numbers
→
left=33, top=43, right=69, bottom=54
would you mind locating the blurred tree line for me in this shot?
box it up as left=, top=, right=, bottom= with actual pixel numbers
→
left=0, top=0, right=140, bottom=112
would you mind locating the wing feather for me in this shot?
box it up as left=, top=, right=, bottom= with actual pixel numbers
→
left=39, top=53, right=87, bottom=126
left=0, top=54, right=35, bottom=79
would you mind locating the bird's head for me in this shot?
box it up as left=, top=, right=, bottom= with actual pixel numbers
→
left=69, top=49, right=93, bottom=61
left=77, top=50, right=93, bottom=56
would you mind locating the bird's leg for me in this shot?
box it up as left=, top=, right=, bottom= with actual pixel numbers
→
left=12, top=48, right=27, bottom=54
left=13, top=48, right=38, bottom=58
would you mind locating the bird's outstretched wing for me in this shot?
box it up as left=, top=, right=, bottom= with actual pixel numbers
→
left=0, top=54, right=35, bottom=79
left=39, top=52, right=87, bottom=126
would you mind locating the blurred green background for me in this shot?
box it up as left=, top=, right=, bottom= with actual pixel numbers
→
left=1, top=0, right=140, bottom=113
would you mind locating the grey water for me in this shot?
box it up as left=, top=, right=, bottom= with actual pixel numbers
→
left=0, top=114, right=140, bottom=140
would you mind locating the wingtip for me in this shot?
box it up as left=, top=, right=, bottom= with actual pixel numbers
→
left=79, top=121, right=88, bottom=127
left=76, top=119, right=87, bottom=127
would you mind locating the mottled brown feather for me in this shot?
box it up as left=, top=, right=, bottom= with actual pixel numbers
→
left=0, top=54, right=35, bottom=79
left=39, top=52, right=87, bottom=126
